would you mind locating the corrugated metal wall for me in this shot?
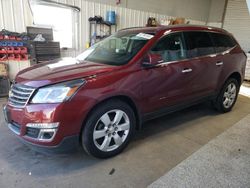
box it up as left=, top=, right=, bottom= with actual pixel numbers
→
left=59, top=0, right=205, bottom=56
left=0, top=0, right=206, bottom=57
left=223, top=0, right=250, bottom=52
left=0, top=0, right=33, bottom=33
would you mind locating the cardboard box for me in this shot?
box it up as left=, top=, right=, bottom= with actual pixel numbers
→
left=0, top=63, right=8, bottom=77
left=169, top=18, right=186, bottom=25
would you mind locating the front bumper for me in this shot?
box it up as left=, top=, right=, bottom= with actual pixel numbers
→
left=19, top=134, right=80, bottom=154
left=3, top=102, right=87, bottom=152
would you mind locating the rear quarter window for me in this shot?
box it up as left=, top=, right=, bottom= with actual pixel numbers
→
left=210, top=33, right=236, bottom=53
left=184, top=31, right=215, bottom=58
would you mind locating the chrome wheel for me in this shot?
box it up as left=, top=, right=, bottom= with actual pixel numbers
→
left=93, top=109, right=130, bottom=152
left=223, top=83, right=237, bottom=109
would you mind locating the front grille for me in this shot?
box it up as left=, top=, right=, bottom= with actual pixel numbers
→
left=8, top=84, right=35, bottom=108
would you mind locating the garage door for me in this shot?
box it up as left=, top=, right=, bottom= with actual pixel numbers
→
left=223, top=0, right=250, bottom=52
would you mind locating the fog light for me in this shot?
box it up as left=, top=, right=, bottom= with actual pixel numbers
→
left=26, top=122, right=59, bottom=129
left=38, top=128, right=57, bottom=141
left=26, top=123, right=59, bottom=141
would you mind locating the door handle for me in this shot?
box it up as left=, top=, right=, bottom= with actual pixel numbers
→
left=216, top=61, right=223, bottom=66
left=182, top=68, right=192, bottom=73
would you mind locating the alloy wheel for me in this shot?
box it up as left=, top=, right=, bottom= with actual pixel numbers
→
left=93, top=109, right=130, bottom=152
left=223, top=83, right=237, bottom=109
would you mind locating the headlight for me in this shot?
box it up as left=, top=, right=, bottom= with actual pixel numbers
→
left=31, top=79, right=86, bottom=104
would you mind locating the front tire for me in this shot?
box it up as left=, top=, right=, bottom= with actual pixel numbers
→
left=213, top=78, right=240, bottom=113
left=82, top=99, right=136, bottom=158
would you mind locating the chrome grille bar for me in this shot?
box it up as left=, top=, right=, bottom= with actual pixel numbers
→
left=10, top=94, right=29, bottom=100
left=9, top=97, right=26, bottom=104
left=12, top=88, right=32, bottom=95
left=8, top=84, right=35, bottom=108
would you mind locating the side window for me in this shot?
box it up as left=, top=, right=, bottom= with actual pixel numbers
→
left=151, top=33, right=187, bottom=62
left=210, top=33, right=236, bottom=53
left=184, top=31, right=215, bottom=58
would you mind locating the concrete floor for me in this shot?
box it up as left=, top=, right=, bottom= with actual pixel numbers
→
left=149, top=113, right=250, bottom=188
left=0, top=93, right=250, bottom=188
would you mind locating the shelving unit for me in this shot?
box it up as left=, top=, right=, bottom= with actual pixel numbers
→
left=89, top=21, right=117, bottom=46
left=0, top=40, right=28, bottom=61
left=0, top=36, right=30, bottom=83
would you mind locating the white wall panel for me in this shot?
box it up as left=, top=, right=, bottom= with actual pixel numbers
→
left=223, top=0, right=250, bottom=52
left=0, top=0, right=32, bottom=32
left=207, top=22, right=222, bottom=28
left=0, top=0, right=5, bottom=29
left=1, top=0, right=15, bottom=31
left=64, top=0, right=205, bottom=57
left=208, top=0, right=226, bottom=22
left=0, top=0, right=206, bottom=57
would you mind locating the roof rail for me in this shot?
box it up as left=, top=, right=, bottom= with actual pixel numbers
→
left=118, top=27, right=146, bottom=31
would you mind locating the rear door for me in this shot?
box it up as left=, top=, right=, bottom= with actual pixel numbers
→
left=210, top=32, right=239, bottom=89
left=183, top=31, right=221, bottom=97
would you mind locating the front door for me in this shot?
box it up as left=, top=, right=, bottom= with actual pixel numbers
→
left=141, top=32, right=197, bottom=113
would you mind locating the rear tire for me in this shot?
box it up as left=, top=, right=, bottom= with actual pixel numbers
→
left=213, top=78, right=240, bottom=113
left=82, top=99, right=136, bottom=158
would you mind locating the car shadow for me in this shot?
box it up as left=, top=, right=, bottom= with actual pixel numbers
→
left=134, top=101, right=219, bottom=141
left=0, top=101, right=228, bottom=178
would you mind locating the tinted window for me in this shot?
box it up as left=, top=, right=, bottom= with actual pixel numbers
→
left=211, top=33, right=236, bottom=53
left=151, top=33, right=187, bottom=62
left=184, top=31, right=215, bottom=58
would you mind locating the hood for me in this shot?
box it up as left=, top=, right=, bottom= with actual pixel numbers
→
left=16, top=58, right=116, bottom=87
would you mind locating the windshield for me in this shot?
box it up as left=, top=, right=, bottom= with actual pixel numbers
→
left=76, top=32, right=154, bottom=66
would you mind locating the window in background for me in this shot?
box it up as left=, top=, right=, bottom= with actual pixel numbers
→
left=30, top=1, right=78, bottom=49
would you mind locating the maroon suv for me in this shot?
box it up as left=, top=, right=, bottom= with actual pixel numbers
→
left=3, top=25, right=247, bottom=158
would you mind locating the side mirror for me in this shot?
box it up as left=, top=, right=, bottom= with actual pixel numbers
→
left=142, top=53, right=164, bottom=68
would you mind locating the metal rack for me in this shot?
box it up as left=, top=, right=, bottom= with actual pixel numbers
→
left=89, top=21, right=117, bottom=46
